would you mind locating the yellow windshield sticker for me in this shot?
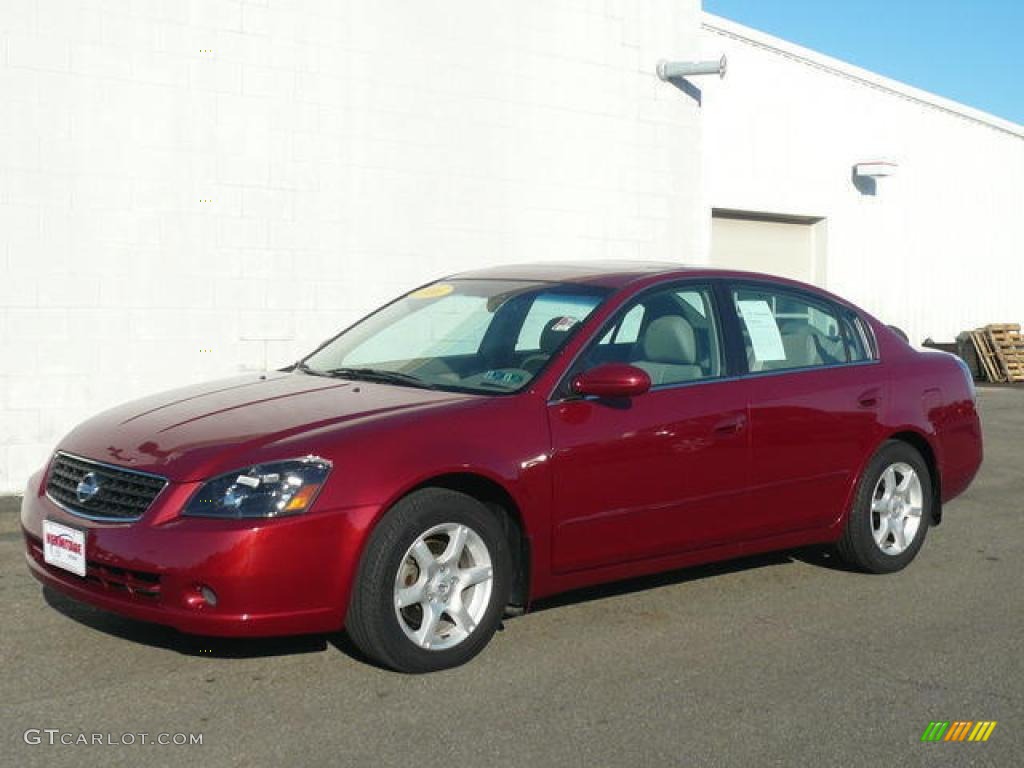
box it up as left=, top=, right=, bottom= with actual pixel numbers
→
left=409, top=283, right=454, bottom=299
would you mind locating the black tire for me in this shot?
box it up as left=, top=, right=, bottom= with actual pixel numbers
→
left=346, top=488, right=511, bottom=673
left=836, top=440, right=932, bottom=573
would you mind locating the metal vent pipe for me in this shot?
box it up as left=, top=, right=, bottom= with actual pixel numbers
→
left=656, top=55, right=727, bottom=81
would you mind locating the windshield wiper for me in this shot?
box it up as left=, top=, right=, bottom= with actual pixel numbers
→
left=322, top=367, right=440, bottom=390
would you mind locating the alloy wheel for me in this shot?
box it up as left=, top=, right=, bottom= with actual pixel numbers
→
left=393, top=523, right=494, bottom=651
left=870, top=462, right=924, bottom=555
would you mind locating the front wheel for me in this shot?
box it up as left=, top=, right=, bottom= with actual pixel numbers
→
left=346, top=488, right=511, bottom=673
left=836, top=441, right=932, bottom=573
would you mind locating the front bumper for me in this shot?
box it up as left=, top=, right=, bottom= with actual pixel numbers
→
left=21, top=475, right=378, bottom=637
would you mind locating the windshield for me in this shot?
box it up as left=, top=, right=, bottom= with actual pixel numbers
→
left=299, top=279, right=609, bottom=394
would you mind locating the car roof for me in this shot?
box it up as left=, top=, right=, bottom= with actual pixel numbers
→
left=448, top=261, right=701, bottom=288
left=447, top=260, right=814, bottom=291
left=445, top=261, right=865, bottom=313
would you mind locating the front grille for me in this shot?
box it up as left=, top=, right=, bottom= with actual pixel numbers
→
left=46, top=452, right=167, bottom=521
left=27, top=535, right=162, bottom=600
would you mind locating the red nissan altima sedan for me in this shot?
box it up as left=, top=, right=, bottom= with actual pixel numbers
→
left=21, top=262, right=982, bottom=672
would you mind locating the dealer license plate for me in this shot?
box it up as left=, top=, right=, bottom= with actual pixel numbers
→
left=42, top=520, right=87, bottom=577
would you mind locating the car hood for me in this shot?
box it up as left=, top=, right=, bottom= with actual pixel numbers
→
left=58, top=372, right=476, bottom=481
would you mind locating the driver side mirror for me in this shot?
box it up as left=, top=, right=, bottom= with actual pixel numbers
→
left=571, top=363, right=651, bottom=399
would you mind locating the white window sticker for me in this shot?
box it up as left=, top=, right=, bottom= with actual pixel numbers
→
left=737, top=300, right=786, bottom=362
left=550, top=316, right=579, bottom=332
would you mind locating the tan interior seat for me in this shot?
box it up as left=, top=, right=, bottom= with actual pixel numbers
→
left=633, top=315, right=703, bottom=385
left=780, top=323, right=824, bottom=367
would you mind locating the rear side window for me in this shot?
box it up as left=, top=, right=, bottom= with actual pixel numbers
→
left=732, top=286, right=848, bottom=372
left=841, top=313, right=873, bottom=362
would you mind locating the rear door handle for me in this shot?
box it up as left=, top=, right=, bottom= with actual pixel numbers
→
left=857, top=388, right=881, bottom=408
left=713, top=415, right=746, bottom=436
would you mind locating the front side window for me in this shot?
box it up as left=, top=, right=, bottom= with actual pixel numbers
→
left=570, top=283, right=723, bottom=388
left=301, top=279, right=608, bottom=394
left=732, top=286, right=848, bottom=372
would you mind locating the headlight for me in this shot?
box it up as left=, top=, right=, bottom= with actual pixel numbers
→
left=183, top=457, right=331, bottom=519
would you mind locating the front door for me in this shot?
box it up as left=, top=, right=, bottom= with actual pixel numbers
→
left=547, top=282, right=751, bottom=574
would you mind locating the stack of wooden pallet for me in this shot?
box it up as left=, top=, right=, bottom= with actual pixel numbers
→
left=969, top=324, right=1024, bottom=382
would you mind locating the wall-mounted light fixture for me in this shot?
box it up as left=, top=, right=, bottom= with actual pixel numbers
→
left=853, top=160, right=898, bottom=178
left=852, top=160, right=898, bottom=196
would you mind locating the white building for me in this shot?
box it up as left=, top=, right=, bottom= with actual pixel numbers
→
left=0, top=2, right=1021, bottom=492
left=698, top=13, right=1024, bottom=345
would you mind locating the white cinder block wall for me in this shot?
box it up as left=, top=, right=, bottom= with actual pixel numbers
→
left=700, top=14, right=1024, bottom=344
left=0, top=1, right=702, bottom=493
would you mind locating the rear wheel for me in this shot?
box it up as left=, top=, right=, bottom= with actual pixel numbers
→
left=836, top=441, right=932, bottom=573
left=346, top=488, right=511, bottom=673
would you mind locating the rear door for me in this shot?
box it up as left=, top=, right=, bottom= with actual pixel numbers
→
left=724, top=281, right=885, bottom=538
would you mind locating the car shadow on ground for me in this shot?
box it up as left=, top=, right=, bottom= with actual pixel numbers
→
left=789, top=545, right=863, bottom=572
left=527, top=544, right=858, bottom=613
left=41, top=544, right=858, bottom=663
left=42, top=586, right=337, bottom=659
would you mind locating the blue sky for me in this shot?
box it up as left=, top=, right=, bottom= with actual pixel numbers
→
left=703, top=0, right=1024, bottom=125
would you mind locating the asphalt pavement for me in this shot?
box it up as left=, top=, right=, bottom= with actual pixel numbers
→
left=2, top=387, right=1021, bottom=767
